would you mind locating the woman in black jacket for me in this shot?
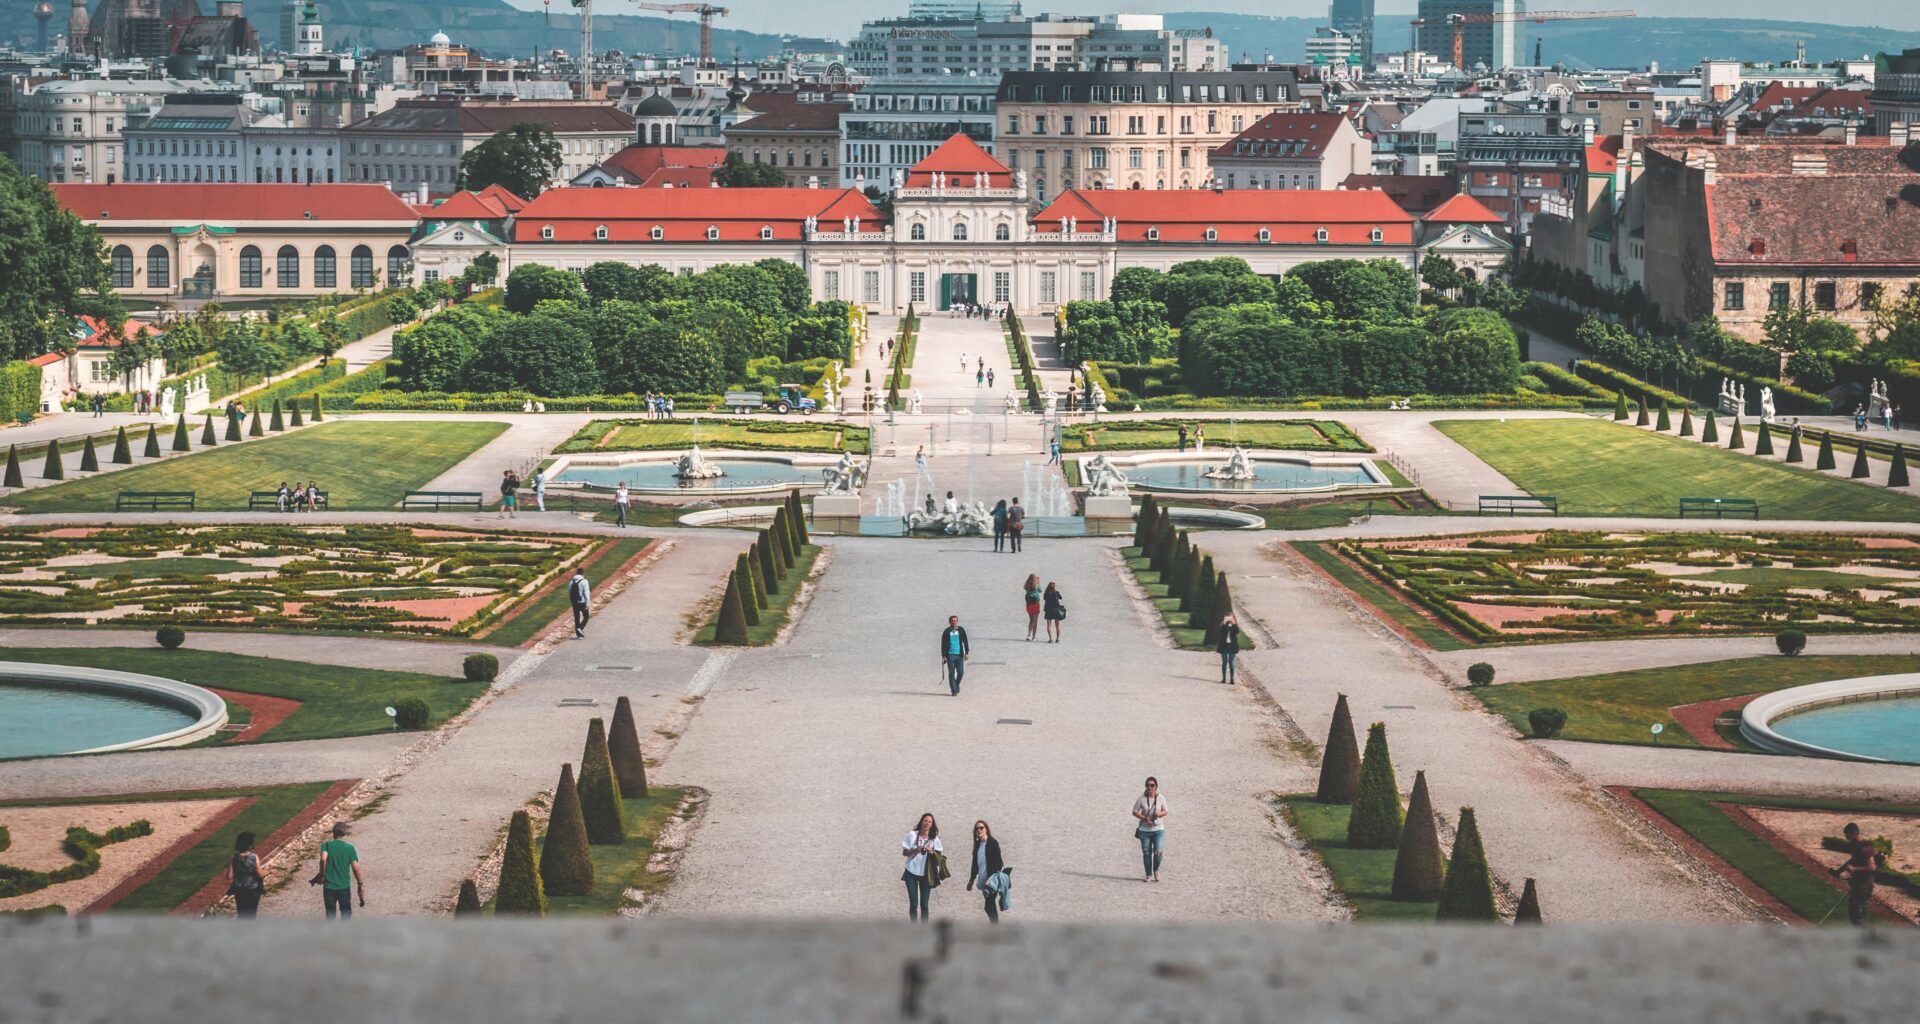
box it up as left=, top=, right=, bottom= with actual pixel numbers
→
left=1043, top=582, right=1065, bottom=643
left=966, top=820, right=1006, bottom=923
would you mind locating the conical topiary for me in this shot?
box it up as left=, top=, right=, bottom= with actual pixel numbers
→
left=788, top=490, right=810, bottom=547
left=290, top=401, right=304, bottom=427
left=1166, top=535, right=1190, bottom=600
left=1188, top=553, right=1216, bottom=624
left=248, top=407, right=264, bottom=437
left=1851, top=441, right=1871, bottom=479
left=1816, top=432, right=1835, bottom=470
left=311, top=394, right=323, bottom=422
left=1435, top=806, right=1498, bottom=921
left=1391, top=770, right=1446, bottom=901
left=735, top=552, right=762, bottom=624
left=173, top=414, right=190, bottom=451
left=79, top=435, right=99, bottom=472
left=41, top=437, right=64, bottom=479
left=1153, top=515, right=1178, bottom=574
left=111, top=426, right=132, bottom=464
left=1728, top=418, right=1744, bottom=450
left=225, top=414, right=242, bottom=441
left=756, top=530, right=781, bottom=594
left=143, top=423, right=160, bottom=458
left=270, top=399, right=285, bottom=431
left=1201, top=574, right=1235, bottom=647
left=1679, top=407, right=1694, bottom=437
left=745, top=542, right=769, bottom=609
left=1315, top=694, right=1361, bottom=803
left=1891, top=445, right=1911, bottom=488
left=1634, top=397, right=1648, bottom=426
left=495, top=810, right=546, bottom=915
left=1514, top=877, right=1543, bottom=924
left=770, top=508, right=794, bottom=571
left=608, top=695, right=649, bottom=798
left=454, top=878, right=483, bottom=917
left=1346, top=722, right=1403, bottom=849
left=1755, top=421, right=1774, bottom=456
left=1701, top=410, right=1719, bottom=444
left=201, top=413, right=217, bottom=446
left=1655, top=399, right=1671, bottom=432
left=1133, top=494, right=1158, bottom=550
left=1612, top=390, right=1629, bottom=421
left=539, top=763, right=594, bottom=896
left=2, top=445, right=21, bottom=488
left=577, top=718, right=626, bottom=845
left=1785, top=429, right=1804, bottom=463
left=714, top=570, right=751, bottom=644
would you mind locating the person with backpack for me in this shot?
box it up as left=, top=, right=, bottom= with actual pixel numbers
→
left=901, top=812, right=943, bottom=922
left=227, top=831, right=265, bottom=919
left=1042, top=582, right=1066, bottom=643
left=569, top=569, right=591, bottom=639
left=1007, top=497, right=1026, bottom=552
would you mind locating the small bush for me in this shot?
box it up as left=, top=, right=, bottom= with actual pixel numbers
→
left=1526, top=707, right=1567, bottom=739
left=155, top=625, right=186, bottom=650
left=1775, top=629, right=1807, bottom=656
left=393, top=697, right=431, bottom=730
left=1466, top=662, right=1496, bottom=687
left=463, top=652, right=500, bottom=682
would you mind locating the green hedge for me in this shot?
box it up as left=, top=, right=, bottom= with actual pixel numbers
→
left=1522, top=361, right=1613, bottom=401
left=348, top=389, right=722, bottom=413
left=1692, top=359, right=1831, bottom=416
left=229, top=361, right=347, bottom=410
left=0, top=361, right=41, bottom=422
left=1575, top=361, right=1695, bottom=410
left=1124, top=392, right=1588, bottom=412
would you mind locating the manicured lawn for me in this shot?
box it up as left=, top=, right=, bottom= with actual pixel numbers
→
left=1475, top=654, right=1920, bottom=748
left=1280, top=796, right=1440, bottom=921
left=1434, top=417, right=1920, bottom=520
left=1291, top=541, right=1471, bottom=651
left=481, top=536, right=653, bottom=647
left=1257, top=491, right=1445, bottom=530
left=1633, top=788, right=1920, bottom=924
left=0, top=782, right=337, bottom=912
left=1120, top=547, right=1218, bottom=651
left=11, top=648, right=482, bottom=743
left=559, top=419, right=870, bottom=455
left=534, top=788, right=688, bottom=915
left=58, top=556, right=258, bottom=578
left=1062, top=419, right=1372, bottom=453
left=6, top=420, right=508, bottom=511
left=696, top=544, right=821, bottom=646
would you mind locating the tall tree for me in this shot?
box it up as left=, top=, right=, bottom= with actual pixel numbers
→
left=0, top=155, right=125, bottom=362
left=713, top=151, right=786, bottom=187
left=459, top=123, right=563, bottom=198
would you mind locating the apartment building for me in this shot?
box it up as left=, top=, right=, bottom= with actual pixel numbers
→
left=3, top=77, right=203, bottom=183
left=340, top=97, right=636, bottom=192
left=122, top=92, right=340, bottom=184
left=1211, top=110, right=1371, bottom=190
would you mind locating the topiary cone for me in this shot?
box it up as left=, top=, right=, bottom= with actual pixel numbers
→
left=1435, top=806, right=1498, bottom=921
left=1816, top=432, right=1835, bottom=470
left=2, top=445, right=21, bottom=488
left=714, top=570, right=751, bottom=644
left=1634, top=397, right=1648, bottom=426
left=735, top=552, right=762, bottom=623
left=1851, top=440, right=1872, bottom=479
left=111, top=426, right=132, bottom=464
left=311, top=394, right=323, bottom=422
left=770, top=507, right=794, bottom=571
left=1188, top=553, right=1216, bottom=624
left=787, top=490, right=810, bottom=547
left=1755, top=421, right=1774, bottom=456
left=1514, top=877, right=1543, bottom=924
left=608, top=695, right=649, bottom=798
left=756, top=531, right=781, bottom=594
left=1655, top=399, right=1671, bottom=432
left=40, top=437, right=64, bottom=479
left=1315, top=694, right=1361, bottom=803
left=539, top=762, right=595, bottom=896
left=1166, top=534, right=1190, bottom=597
left=225, top=414, right=242, bottom=442
left=143, top=424, right=161, bottom=458
left=746, top=542, right=769, bottom=608
left=1392, top=770, right=1446, bottom=901
left=1678, top=407, right=1694, bottom=437
left=248, top=407, right=264, bottom=437
left=1785, top=429, right=1804, bottom=463
left=290, top=401, right=304, bottom=427
left=1346, top=722, right=1403, bottom=849
left=1701, top=410, right=1718, bottom=444
left=1612, top=390, right=1628, bottom=421
left=270, top=399, right=285, bottom=431
left=172, top=414, right=191, bottom=451
left=1891, top=445, right=1911, bottom=488
left=1201, top=574, right=1235, bottom=647
left=454, top=878, right=483, bottom=917
left=1728, top=418, right=1744, bottom=450
left=78, top=435, right=99, bottom=472
left=495, top=809, right=546, bottom=915
left=577, top=718, right=626, bottom=845
left=201, top=413, right=218, bottom=446
left=1133, top=494, right=1158, bottom=550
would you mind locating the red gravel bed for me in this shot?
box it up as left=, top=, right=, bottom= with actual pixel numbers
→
left=206, top=687, right=303, bottom=743
left=1667, top=693, right=1761, bottom=750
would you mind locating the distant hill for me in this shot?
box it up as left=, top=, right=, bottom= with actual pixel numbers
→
left=1166, top=13, right=1920, bottom=71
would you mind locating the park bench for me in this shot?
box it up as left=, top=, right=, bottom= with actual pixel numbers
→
left=1478, top=494, right=1558, bottom=516
left=401, top=490, right=485, bottom=511
left=249, top=490, right=329, bottom=511
left=116, top=490, right=196, bottom=511
left=1679, top=497, right=1759, bottom=519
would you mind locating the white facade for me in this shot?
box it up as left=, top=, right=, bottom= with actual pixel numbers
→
left=124, top=111, right=341, bottom=185
left=848, top=13, right=1226, bottom=79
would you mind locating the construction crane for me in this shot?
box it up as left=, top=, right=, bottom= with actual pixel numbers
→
left=549, top=0, right=730, bottom=93
left=1408, top=9, right=1634, bottom=72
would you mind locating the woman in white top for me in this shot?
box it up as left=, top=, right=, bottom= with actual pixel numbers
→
left=901, top=812, right=943, bottom=922
left=1132, top=777, right=1169, bottom=882
left=614, top=482, right=630, bottom=528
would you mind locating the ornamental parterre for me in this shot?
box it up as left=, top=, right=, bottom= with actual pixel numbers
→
left=0, top=524, right=597, bottom=635
left=1341, top=531, right=1920, bottom=642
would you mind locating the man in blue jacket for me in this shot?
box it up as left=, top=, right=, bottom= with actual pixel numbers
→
left=939, top=615, right=969, bottom=696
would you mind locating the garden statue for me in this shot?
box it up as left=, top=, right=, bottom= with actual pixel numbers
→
left=673, top=445, right=725, bottom=480
left=1203, top=446, right=1258, bottom=481
left=1004, top=391, right=1018, bottom=414
left=908, top=389, right=924, bottom=415
left=1869, top=379, right=1890, bottom=419
left=1091, top=384, right=1107, bottom=412
left=523, top=399, right=535, bottom=413
left=1042, top=389, right=1058, bottom=415
left=1760, top=386, right=1776, bottom=424
left=1717, top=378, right=1739, bottom=417
left=823, top=378, right=837, bottom=414
left=821, top=452, right=867, bottom=495
left=1082, top=454, right=1130, bottom=497
left=159, top=387, right=176, bottom=419
left=906, top=499, right=994, bottom=535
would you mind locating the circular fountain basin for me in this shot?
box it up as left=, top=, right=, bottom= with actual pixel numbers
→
left=1739, top=673, right=1920, bottom=764
left=0, top=663, right=228, bottom=759
left=1084, top=452, right=1384, bottom=493
left=548, top=451, right=840, bottom=495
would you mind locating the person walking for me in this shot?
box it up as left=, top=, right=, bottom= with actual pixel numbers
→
left=304, top=480, right=320, bottom=513
left=1048, top=435, right=1062, bottom=466
left=992, top=499, right=1009, bottom=552
left=1132, top=777, right=1168, bottom=883
left=1216, top=613, right=1241, bottom=685
left=1194, top=426, right=1206, bottom=453
left=967, top=820, right=1006, bottom=924
left=533, top=469, right=548, bottom=512
left=614, top=482, right=630, bottom=528
left=977, top=367, right=985, bottom=388
left=1177, top=424, right=1189, bottom=452
left=915, top=445, right=929, bottom=482
left=318, top=821, right=363, bottom=919
left=1042, top=582, right=1065, bottom=642
left=1007, top=497, right=1025, bottom=552
left=1894, top=403, right=1905, bottom=432
left=227, top=831, right=265, bottom=919
left=568, top=568, right=591, bottom=639
left=1830, top=822, right=1880, bottom=926
left=1885, top=402, right=1895, bottom=432
left=987, top=368, right=995, bottom=388
left=1023, top=573, right=1042, bottom=640
left=902, top=813, right=943, bottom=922
left=939, top=614, right=969, bottom=695
left=499, top=470, right=519, bottom=519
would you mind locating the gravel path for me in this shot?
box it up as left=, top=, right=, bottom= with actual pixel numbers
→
left=1, top=735, right=408, bottom=799
left=1544, top=742, right=1920, bottom=802
left=1428, top=634, right=1920, bottom=685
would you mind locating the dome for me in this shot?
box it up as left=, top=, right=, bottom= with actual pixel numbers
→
left=429, top=30, right=451, bottom=46
left=633, top=93, right=677, bottom=118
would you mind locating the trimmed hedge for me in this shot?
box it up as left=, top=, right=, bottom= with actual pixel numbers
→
left=1693, top=359, right=1830, bottom=416
left=0, top=361, right=41, bottom=422
left=346, top=388, right=722, bottom=413
left=1346, top=722, right=1403, bottom=848
left=1575, top=361, right=1695, bottom=410
left=1521, top=360, right=1613, bottom=401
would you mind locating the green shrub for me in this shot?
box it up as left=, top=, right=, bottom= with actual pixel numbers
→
left=1851, top=441, right=1871, bottom=478
left=713, top=571, right=751, bottom=644
left=1679, top=407, right=1693, bottom=437
left=1755, top=421, right=1774, bottom=456
left=1634, top=396, right=1648, bottom=426
left=1466, top=662, right=1495, bottom=687
left=0, top=360, right=42, bottom=423
left=393, top=697, right=431, bottom=730
left=3, top=445, right=20, bottom=487
left=1785, top=429, right=1803, bottom=463
left=734, top=552, right=761, bottom=626
left=156, top=625, right=186, bottom=649
left=111, top=427, right=132, bottom=464
left=1775, top=629, right=1807, bottom=656
left=463, top=652, right=500, bottom=682
left=1435, top=806, right=1498, bottom=922
left=1346, top=722, right=1403, bottom=848
left=172, top=414, right=191, bottom=451
left=78, top=435, right=99, bottom=472
left=1526, top=707, right=1567, bottom=738
left=1655, top=399, right=1671, bottom=431
left=1316, top=693, right=1360, bottom=803
left=1514, top=877, right=1543, bottom=924
left=454, top=879, right=483, bottom=916
left=1815, top=432, right=1835, bottom=469
left=225, top=415, right=242, bottom=442
left=577, top=717, right=626, bottom=845
left=1701, top=410, right=1719, bottom=444
left=495, top=810, right=546, bottom=915
left=201, top=414, right=217, bottom=446
left=1728, top=418, right=1744, bottom=450
left=1892, top=446, right=1911, bottom=488
left=41, top=436, right=63, bottom=479
left=609, top=695, right=650, bottom=797
left=1391, top=770, right=1445, bottom=901
left=540, top=762, right=595, bottom=896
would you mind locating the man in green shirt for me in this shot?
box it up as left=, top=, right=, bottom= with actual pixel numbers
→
left=318, top=822, right=364, bottom=920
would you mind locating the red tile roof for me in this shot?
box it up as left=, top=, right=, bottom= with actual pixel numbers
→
left=69, top=315, right=157, bottom=349
left=598, top=144, right=728, bottom=184
left=637, top=166, right=719, bottom=189
left=1034, top=188, right=1414, bottom=244
left=53, top=184, right=421, bottom=223
left=906, top=135, right=1013, bottom=189
left=478, top=184, right=529, bottom=212
left=426, top=190, right=513, bottom=220
left=728, top=103, right=849, bottom=133
left=1422, top=193, right=1504, bottom=225
left=1212, top=111, right=1351, bottom=159
left=1664, top=142, right=1920, bottom=266
left=513, top=187, right=883, bottom=242
left=1340, top=173, right=1458, bottom=215
left=1584, top=135, right=1623, bottom=175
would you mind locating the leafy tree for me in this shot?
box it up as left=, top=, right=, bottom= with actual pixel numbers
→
left=1110, top=266, right=1166, bottom=306
left=785, top=311, right=852, bottom=362
left=463, top=310, right=599, bottom=396
left=0, top=156, right=125, bottom=363
left=592, top=300, right=724, bottom=395
left=754, top=259, right=812, bottom=317
left=1287, top=258, right=1419, bottom=323
left=1180, top=304, right=1344, bottom=397
left=458, top=123, right=562, bottom=198
left=1163, top=264, right=1275, bottom=326
left=1339, top=326, right=1426, bottom=397
left=459, top=251, right=501, bottom=290
left=392, top=305, right=498, bottom=391
left=214, top=320, right=283, bottom=385
left=581, top=260, right=680, bottom=305
left=105, top=326, right=158, bottom=391
left=503, top=263, right=587, bottom=314
left=687, top=263, right=789, bottom=320
left=713, top=151, right=787, bottom=187
left=1420, top=254, right=1465, bottom=294
left=1426, top=307, right=1520, bottom=393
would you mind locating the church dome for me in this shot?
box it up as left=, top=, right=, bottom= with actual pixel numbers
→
left=429, top=30, right=451, bottom=46
left=633, top=93, right=677, bottom=117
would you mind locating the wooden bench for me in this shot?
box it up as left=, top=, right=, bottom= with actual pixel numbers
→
left=401, top=490, right=485, bottom=511
left=116, top=490, right=196, bottom=511
left=1679, top=497, right=1759, bottom=519
left=1478, top=494, right=1558, bottom=516
left=249, top=490, right=329, bottom=511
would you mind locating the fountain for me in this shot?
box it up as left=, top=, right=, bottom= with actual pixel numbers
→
left=1202, top=446, right=1258, bottom=481
left=674, top=444, right=725, bottom=480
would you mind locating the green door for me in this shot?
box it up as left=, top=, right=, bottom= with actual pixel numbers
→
left=939, top=273, right=977, bottom=310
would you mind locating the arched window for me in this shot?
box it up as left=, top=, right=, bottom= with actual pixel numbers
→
left=910, top=223, right=926, bottom=241
left=595, top=225, right=609, bottom=240
left=146, top=245, right=171, bottom=289
left=110, top=245, right=133, bottom=288
left=313, top=245, right=336, bottom=289
left=387, top=246, right=409, bottom=284
left=706, top=226, right=720, bottom=240
left=278, top=245, right=300, bottom=287
left=650, top=225, right=664, bottom=241
left=350, top=245, right=375, bottom=288
left=994, top=223, right=1010, bottom=241
left=240, top=245, right=263, bottom=288
left=759, top=226, right=774, bottom=240
left=953, top=223, right=968, bottom=241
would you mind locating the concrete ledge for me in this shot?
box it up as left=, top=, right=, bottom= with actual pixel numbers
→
left=1740, top=672, right=1920, bottom=763
left=0, top=920, right=1913, bottom=1022
left=1081, top=450, right=1384, bottom=494
left=0, top=661, right=227, bottom=755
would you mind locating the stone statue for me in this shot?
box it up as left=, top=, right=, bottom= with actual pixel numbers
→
left=823, top=378, right=837, bottom=414
left=159, top=387, right=175, bottom=419
left=1203, top=446, right=1258, bottom=481
left=523, top=399, right=535, bottom=413
left=1760, top=386, right=1776, bottom=424
left=1014, top=169, right=1028, bottom=193
left=906, top=499, right=994, bottom=536
left=1004, top=390, right=1018, bottom=414
left=821, top=451, right=866, bottom=494
left=1870, top=379, right=1890, bottom=418
left=1082, top=454, right=1130, bottom=497
left=1737, top=382, right=1747, bottom=415
left=673, top=445, right=725, bottom=480
left=1042, top=389, right=1058, bottom=415
left=1091, top=384, right=1107, bottom=413
left=908, top=389, right=924, bottom=415
left=1717, top=378, right=1738, bottom=417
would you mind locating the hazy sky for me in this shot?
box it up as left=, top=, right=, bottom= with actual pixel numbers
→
left=503, top=0, right=1920, bottom=40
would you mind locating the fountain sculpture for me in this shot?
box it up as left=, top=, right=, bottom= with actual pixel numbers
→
left=673, top=445, right=725, bottom=480
left=1202, top=446, right=1258, bottom=481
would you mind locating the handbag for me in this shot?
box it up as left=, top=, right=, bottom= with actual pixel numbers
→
left=926, top=851, right=950, bottom=889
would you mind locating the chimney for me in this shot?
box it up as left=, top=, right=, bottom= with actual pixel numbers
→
left=1844, top=124, right=1857, bottom=146
left=420, top=181, right=429, bottom=203
left=1620, top=122, right=1636, bottom=156
left=1581, top=117, right=1594, bottom=145
left=1723, top=124, right=1736, bottom=146
left=807, top=175, right=818, bottom=189
left=1893, top=123, right=1912, bottom=148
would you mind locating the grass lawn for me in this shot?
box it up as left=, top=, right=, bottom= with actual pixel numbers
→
left=1291, top=541, right=1471, bottom=651
left=1280, top=796, right=1439, bottom=921
left=1119, top=547, right=1219, bottom=651
left=1474, top=654, right=1920, bottom=748
left=1434, top=418, right=1920, bottom=520
left=1257, top=491, right=1448, bottom=530
left=1633, top=788, right=1920, bottom=924
left=12, top=648, right=481, bottom=743
left=58, top=556, right=258, bottom=578
left=559, top=419, right=870, bottom=455
left=1062, top=419, right=1371, bottom=453
left=0, top=781, right=337, bottom=912
left=533, top=788, right=688, bottom=915
left=480, top=536, right=653, bottom=647
left=696, top=544, right=821, bottom=645
left=6, top=420, right=508, bottom=512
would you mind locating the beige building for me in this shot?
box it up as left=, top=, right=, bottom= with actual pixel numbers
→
left=2, top=78, right=208, bottom=184
left=1210, top=110, right=1372, bottom=191
left=724, top=101, right=850, bottom=187
left=992, top=69, right=1298, bottom=198
left=54, top=183, right=421, bottom=301
left=340, top=98, right=637, bottom=193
